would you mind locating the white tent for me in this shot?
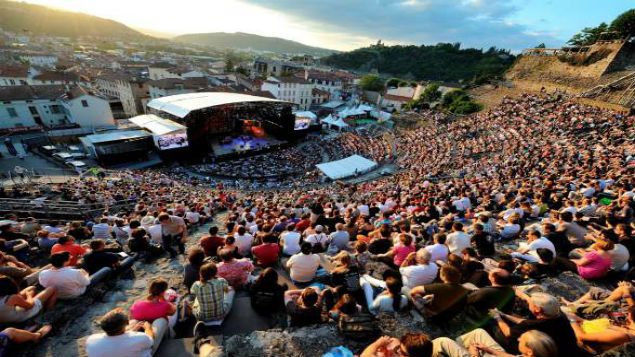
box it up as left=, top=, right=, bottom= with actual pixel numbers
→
left=357, top=104, right=375, bottom=112
left=333, top=117, right=349, bottom=128
left=316, top=155, right=378, bottom=180
left=371, top=110, right=392, bottom=122
left=322, top=114, right=348, bottom=131
left=321, top=114, right=336, bottom=125
left=294, top=111, right=317, bottom=120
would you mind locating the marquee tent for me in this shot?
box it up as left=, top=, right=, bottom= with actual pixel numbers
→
left=316, top=154, right=378, bottom=180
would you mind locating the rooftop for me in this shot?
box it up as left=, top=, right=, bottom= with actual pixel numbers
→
left=32, top=71, right=80, bottom=82
left=0, top=85, right=66, bottom=101
left=129, top=114, right=186, bottom=135
left=147, top=77, right=208, bottom=90
left=82, top=130, right=151, bottom=144
left=0, top=65, right=29, bottom=78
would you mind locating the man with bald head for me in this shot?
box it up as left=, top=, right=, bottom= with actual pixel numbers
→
left=465, top=268, right=515, bottom=327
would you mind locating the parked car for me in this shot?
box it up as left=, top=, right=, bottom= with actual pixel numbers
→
left=52, top=152, right=73, bottom=161
left=66, top=160, right=87, bottom=170
left=69, top=152, right=87, bottom=159
left=41, top=145, right=57, bottom=155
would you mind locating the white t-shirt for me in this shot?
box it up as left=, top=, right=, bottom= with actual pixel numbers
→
left=370, top=294, right=408, bottom=314
left=147, top=224, right=162, bottom=244
left=452, top=199, right=466, bottom=212
left=281, top=231, right=302, bottom=255
left=234, top=233, right=254, bottom=256
left=39, top=267, right=90, bottom=299
left=399, top=263, right=438, bottom=289
left=446, top=231, right=470, bottom=255
left=306, top=233, right=329, bottom=249
left=610, top=244, right=630, bottom=271
left=357, top=204, right=370, bottom=216
left=526, top=237, right=556, bottom=259
left=86, top=331, right=153, bottom=357
left=287, top=253, right=320, bottom=283
left=185, top=211, right=200, bottom=224
left=425, top=244, right=449, bottom=263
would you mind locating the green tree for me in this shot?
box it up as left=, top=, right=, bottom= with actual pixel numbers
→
left=449, top=100, right=483, bottom=114
left=441, top=89, right=468, bottom=107
left=568, top=22, right=609, bottom=46
left=611, top=9, right=635, bottom=38
left=359, top=74, right=385, bottom=91
left=386, top=78, right=400, bottom=87
left=225, top=57, right=234, bottom=72
left=420, top=83, right=442, bottom=103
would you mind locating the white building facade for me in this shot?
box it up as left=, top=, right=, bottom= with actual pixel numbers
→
left=261, top=76, right=313, bottom=110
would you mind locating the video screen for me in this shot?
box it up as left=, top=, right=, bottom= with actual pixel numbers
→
left=156, top=132, right=189, bottom=150
left=294, top=118, right=312, bottom=131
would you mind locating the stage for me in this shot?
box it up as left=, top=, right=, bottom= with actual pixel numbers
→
left=211, top=134, right=286, bottom=158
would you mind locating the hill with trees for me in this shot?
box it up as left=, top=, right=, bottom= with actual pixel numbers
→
left=0, top=0, right=147, bottom=39
left=173, top=32, right=337, bottom=57
left=568, top=9, right=635, bottom=46
left=322, top=43, right=514, bottom=83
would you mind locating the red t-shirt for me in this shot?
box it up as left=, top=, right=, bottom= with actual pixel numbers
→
left=130, top=299, right=173, bottom=322
left=252, top=243, right=280, bottom=267
left=295, top=219, right=311, bottom=232
left=199, top=235, right=225, bottom=257
left=51, top=243, right=87, bottom=267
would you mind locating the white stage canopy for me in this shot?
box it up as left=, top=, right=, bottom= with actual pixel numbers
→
left=147, top=92, right=287, bottom=118
left=316, top=155, right=378, bottom=180
left=129, top=114, right=186, bottom=135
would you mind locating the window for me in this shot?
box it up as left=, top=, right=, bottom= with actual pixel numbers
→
left=81, top=100, right=89, bottom=107
left=50, top=105, right=61, bottom=114
left=9, top=79, right=15, bottom=85
left=7, top=108, right=18, bottom=118
left=28, top=106, right=38, bottom=115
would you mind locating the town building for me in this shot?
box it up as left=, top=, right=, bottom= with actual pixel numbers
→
left=304, top=70, right=343, bottom=95
left=30, top=70, right=81, bottom=86
left=0, top=85, right=114, bottom=129
left=94, top=71, right=149, bottom=118
left=147, top=77, right=209, bottom=99
left=0, top=65, right=29, bottom=86
left=17, top=52, right=58, bottom=68
left=261, top=76, right=313, bottom=110
left=253, top=58, right=303, bottom=78
left=148, top=62, right=206, bottom=81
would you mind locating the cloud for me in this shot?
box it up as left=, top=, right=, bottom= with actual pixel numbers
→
left=239, top=0, right=556, bottom=51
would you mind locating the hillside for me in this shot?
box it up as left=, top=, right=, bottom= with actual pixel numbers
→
left=322, top=43, right=515, bottom=83
left=504, top=41, right=635, bottom=110
left=0, top=0, right=146, bottom=39
left=173, top=32, right=336, bottom=56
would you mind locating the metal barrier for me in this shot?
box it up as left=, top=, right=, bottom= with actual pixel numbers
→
left=0, top=197, right=138, bottom=221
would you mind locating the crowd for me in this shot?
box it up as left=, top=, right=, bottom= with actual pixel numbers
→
left=192, top=144, right=323, bottom=180
left=323, top=131, right=395, bottom=165
left=189, top=129, right=395, bottom=190
left=0, top=92, right=634, bottom=357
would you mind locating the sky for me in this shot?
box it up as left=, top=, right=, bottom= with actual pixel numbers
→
left=19, top=0, right=635, bottom=51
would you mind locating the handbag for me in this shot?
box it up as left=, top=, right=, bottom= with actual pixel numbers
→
left=337, top=313, right=380, bottom=340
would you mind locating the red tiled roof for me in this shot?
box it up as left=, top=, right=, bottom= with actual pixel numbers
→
left=383, top=94, right=411, bottom=102
left=0, top=65, right=29, bottom=78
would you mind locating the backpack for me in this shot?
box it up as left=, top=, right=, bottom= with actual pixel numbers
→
left=311, top=234, right=328, bottom=253
left=251, top=290, right=276, bottom=312
left=338, top=313, right=380, bottom=340
left=342, top=270, right=361, bottom=292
